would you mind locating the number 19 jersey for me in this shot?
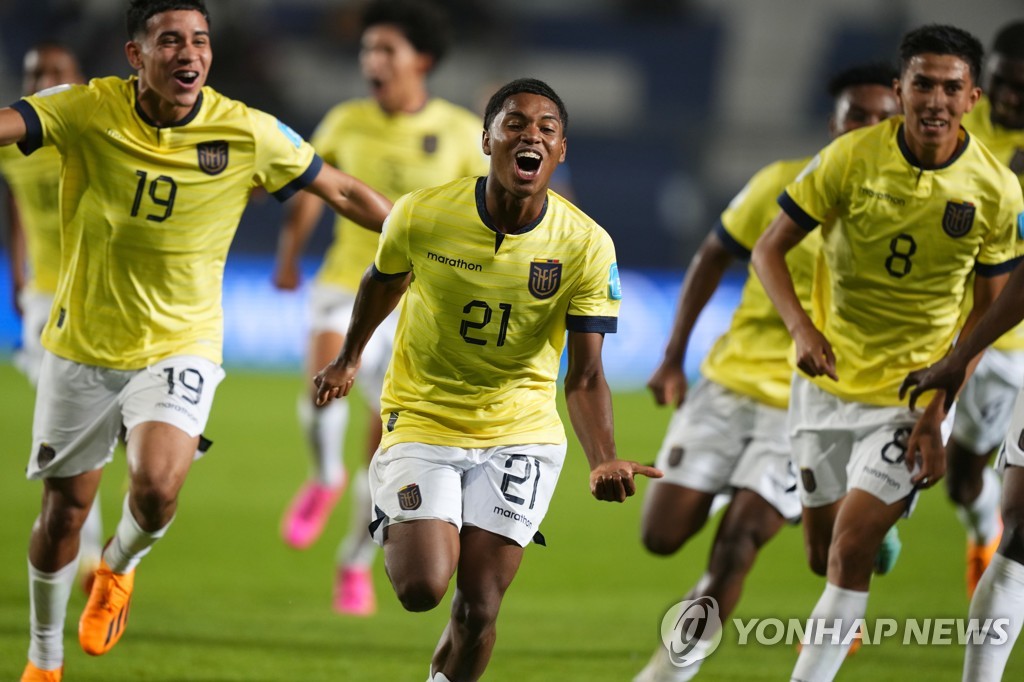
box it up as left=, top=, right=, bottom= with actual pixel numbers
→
left=374, top=176, right=621, bottom=449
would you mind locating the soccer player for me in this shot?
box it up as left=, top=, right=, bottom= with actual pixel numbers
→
left=947, top=20, right=1024, bottom=597
left=314, top=78, right=661, bottom=682
left=274, top=0, right=487, bottom=615
left=0, top=43, right=105, bottom=593
left=7, top=2, right=391, bottom=681
left=751, top=25, right=1024, bottom=681
left=633, top=63, right=899, bottom=682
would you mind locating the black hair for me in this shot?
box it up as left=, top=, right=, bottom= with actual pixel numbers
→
left=483, top=78, right=569, bottom=133
left=126, top=0, right=210, bottom=39
left=361, top=0, right=451, bottom=65
left=826, top=62, right=898, bottom=98
left=992, top=21, right=1024, bottom=61
left=899, top=24, right=983, bottom=85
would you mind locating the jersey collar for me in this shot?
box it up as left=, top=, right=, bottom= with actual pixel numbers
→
left=474, top=176, right=548, bottom=236
left=132, top=78, right=204, bottom=129
left=896, top=122, right=970, bottom=171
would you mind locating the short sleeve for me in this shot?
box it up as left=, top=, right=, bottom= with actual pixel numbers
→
left=566, top=228, right=620, bottom=333
left=977, top=179, right=1024, bottom=276
left=17, top=83, right=92, bottom=154
left=780, top=142, right=848, bottom=230
left=374, top=194, right=413, bottom=276
left=720, top=162, right=786, bottom=253
left=249, top=108, right=320, bottom=201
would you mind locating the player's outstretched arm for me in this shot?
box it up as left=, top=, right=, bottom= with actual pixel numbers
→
left=314, top=265, right=408, bottom=405
left=4, top=193, right=26, bottom=317
left=649, top=229, right=736, bottom=408
left=274, top=191, right=327, bottom=290
left=752, top=212, right=837, bottom=380
left=0, top=108, right=27, bottom=147
left=303, top=162, right=392, bottom=234
left=564, top=331, right=663, bottom=503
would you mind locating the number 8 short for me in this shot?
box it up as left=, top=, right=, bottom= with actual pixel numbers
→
left=27, top=351, right=225, bottom=479
left=367, top=441, right=567, bottom=547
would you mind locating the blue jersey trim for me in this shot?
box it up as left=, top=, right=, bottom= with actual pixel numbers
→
left=271, top=155, right=324, bottom=202
left=370, top=264, right=410, bottom=282
left=12, top=100, right=42, bottom=155
left=778, top=191, right=819, bottom=231
left=713, top=220, right=751, bottom=259
left=897, top=123, right=970, bottom=170
left=133, top=84, right=203, bottom=128
left=475, top=176, right=547, bottom=236
left=566, top=315, right=618, bottom=334
left=976, top=256, right=1022, bottom=277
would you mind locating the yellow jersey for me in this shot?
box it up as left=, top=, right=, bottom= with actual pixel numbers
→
left=374, top=176, right=621, bottom=449
left=781, top=116, right=1024, bottom=405
left=0, top=143, right=62, bottom=294
left=702, top=157, right=821, bottom=409
left=963, top=95, right=1024, bottom=352
left=312, top=98, right=488, bottom=291
left=15, top=75, right=320, bottom=369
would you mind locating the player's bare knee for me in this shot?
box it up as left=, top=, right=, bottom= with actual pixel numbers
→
left=827, top=533, right=874, bottom=584
left=641, top=526, right=685, bottom=556
left=393, top=576, right=447, bottom=612
left=451, top=596, right=500, bottom=637
left=710, top=529, right=759, bottom=574
left=945, top=473, right=980, bottom=507
left=130, top=483, right=179, bottom=528
left=38, top=503, right=89, bottom=541
left=806, top=544, right=829, bottom=576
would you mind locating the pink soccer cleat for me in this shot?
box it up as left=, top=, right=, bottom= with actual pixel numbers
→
left=334, top=566, right=376, bottom=616
left=280, top=481, right=345, bottom=549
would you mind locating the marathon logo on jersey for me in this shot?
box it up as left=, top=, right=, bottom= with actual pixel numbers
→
left=197, top=141, right=229, bottom=175
left=1011, top=148, right=1024, bottom=175
left=528, top=259, right=561, bottom=299
left=422, top=134, right=438, bottom=154
left=942, top=200, right=975, bottom=238
left=397, top=483, right=422, bottom=511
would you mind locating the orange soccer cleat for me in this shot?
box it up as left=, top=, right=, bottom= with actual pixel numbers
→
left=967, top=522, right=1003, bottom=599
left=78, top=559, right=135, bottom=656
left=20, top=662, right=63, bottom=682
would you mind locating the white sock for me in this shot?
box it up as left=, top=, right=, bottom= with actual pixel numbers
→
left=963, top=553, right=1024, bottom=681
left=79, top=494, right=104, bottom=564
left=337, top=469, right=377, bottom=568
left=27, top=556, right=78, bottom=670
left=955, top=467, right=1001, bottom=544
left=791, top=582, right=867, bottom=682
left=298, top=395, right=348, bottom=487
left=430, top=672, right=452, bottom=682
left=103, top=494, right=172, bottom=573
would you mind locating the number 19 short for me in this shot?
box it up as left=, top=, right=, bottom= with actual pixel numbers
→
left=27, top=351, right=224, bottom=479
left=367, top=441, right=566, bottom=548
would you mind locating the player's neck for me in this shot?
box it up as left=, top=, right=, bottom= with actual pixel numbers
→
left=484, top=183, right=547, bottom=234
left=378, top=86, right=428, bottom=116
left=135, top=84, right=197, bottom=127
left=903, top=129, right=964, bottom=169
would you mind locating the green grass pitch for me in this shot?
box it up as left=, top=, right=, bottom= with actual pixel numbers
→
left=1, top=363, right=1021, bottom=680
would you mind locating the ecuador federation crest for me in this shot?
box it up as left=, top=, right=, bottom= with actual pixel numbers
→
left=397, top=483, right=422, bottom=511
left=528, top=259, right=562, bottom=299
left=942, top=200, right=975, bottom=238
left=197, top=141, right=229, bottom=175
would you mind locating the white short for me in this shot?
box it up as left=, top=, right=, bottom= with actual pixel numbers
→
left=13, top=288, right=53, bottom=387
left=307, top=283, right=397, bottom=409
left=27, top=352, right=225, bottom=479
left=367, top=441, right=566, bottom=547
left=953, top=349, right=1024, bottom=454
left=652, top=379, right=800, bottom=521
left=996, top=387, right=1024, bottom=471
left=788, top=375, right=948, bottom=515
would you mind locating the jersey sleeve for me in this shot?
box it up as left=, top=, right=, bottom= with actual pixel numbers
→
left=566, top=227, right=620, bottom=333
left=719, top=161, right=786, bottom=254
left=249, top=109, right=322, bottom=202
left=373, top=193, right=413, bottom=278
left=779, top=142, right=847, bottom=231
left=14, top=83, right=93, bottom=155
left=309, top=105, right=344, bottom=166
left=977, top=179, right=1024, bottom=275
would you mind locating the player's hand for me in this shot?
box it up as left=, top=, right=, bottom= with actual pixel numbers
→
left=792, top=322, right=837, bottom=381
left=900, top=356, right=966, bottom=413
left=647, top=361, right=687, bottom=408
left=589, top=459, right=663, bottom=503
left=313, top=358, right=360, bottom=406
left=272, top=261, right=301, bottom=291
left=905, top=397, right=947, bottom=488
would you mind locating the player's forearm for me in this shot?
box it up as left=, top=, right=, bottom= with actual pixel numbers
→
left=5, top=194, right=26, bottom=290
left=277, top=192, right=324, bottom=263
left=566, top=375, right=618, bottom=470
left=950, top=267, right=1023, bottom=364
left=0, top=108, right=27, bottom=147
left=661, top=233, right=733, bottom=364
left=337, top=268, right=407, bottom=365
left=751, top=234, right=813, bottom=338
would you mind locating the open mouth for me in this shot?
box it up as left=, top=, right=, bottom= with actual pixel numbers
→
left=515, top=150, right=542, bottom=177
left=920, top=117, right=947, bottom=132
left=175, top=70, right=200, bottom=86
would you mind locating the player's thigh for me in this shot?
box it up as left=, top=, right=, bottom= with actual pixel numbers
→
left=462, top=443, right=567, bottom=548
left=383, top=518, right=461, bottom=591
left=28, top=352, right=128, bottom=480
left=454, top=526, right=525, bottom=609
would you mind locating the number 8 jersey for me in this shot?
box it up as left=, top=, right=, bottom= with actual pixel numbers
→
left=374, top=176, right=621, bottom=449
left=12, top=75, right=320, bottom=369
left=780, top=115, right=1024, bottom=406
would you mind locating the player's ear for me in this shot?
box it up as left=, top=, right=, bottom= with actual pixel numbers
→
left=125, top=40, right=143, bottom=70
left=482, top=130, right=492, bottom=156
left=557, top=137, right=566, bottom=163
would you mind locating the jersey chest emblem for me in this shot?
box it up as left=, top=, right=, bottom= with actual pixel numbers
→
left=942, top=200, right=975, bottom=238
left=197, top=141, right=229, bottom=175
left=529, top=259, right=562, bottom=299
